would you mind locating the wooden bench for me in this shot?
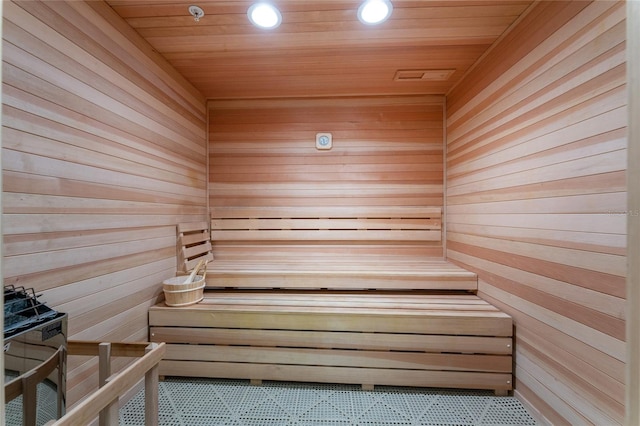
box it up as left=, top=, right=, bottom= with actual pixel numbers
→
left=151, top=208, right=513, bottom=394
left=196, top=206, right=476, bottom=291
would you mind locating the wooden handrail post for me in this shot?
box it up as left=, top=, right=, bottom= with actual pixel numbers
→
left=144, top=343, right=159, bottom=426
left=98, top=343, right=118, bottom=426
left=57, top=346, right=66, bottom=419
left=98, top=342, right=111, bottom=388
left=22, top=370, right=38, bottom=426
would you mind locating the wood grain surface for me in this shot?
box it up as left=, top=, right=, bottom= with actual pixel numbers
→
left=2, top=0, right=207, bottom=407
left=446, top=1, right=626, bottom=424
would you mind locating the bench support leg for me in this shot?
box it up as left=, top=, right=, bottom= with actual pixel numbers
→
left=250, top=379, right=263, bottom=386
left=362, top=384, right=374, bottom=391
left=494, top=389, right=509, bottom=396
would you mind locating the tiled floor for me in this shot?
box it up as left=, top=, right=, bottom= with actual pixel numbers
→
left=120, top=378, right=539, bottom=426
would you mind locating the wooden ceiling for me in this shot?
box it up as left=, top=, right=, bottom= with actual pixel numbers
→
left=106, top=1, right=533, bottom=99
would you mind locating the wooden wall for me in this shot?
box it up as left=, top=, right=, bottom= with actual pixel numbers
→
left=2, top=0, right=207, bottom=406
left=445, top=1, right=626, bottom=424
left=208, top=95, right=445, bottom=258
left=626, top=1, right=640, bottom=423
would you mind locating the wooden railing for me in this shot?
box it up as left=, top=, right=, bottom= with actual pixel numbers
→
left=4, top=345, right=66, bottom=426
left=47, top=341, right=165, bottom=426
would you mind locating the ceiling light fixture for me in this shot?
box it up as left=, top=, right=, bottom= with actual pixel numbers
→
left=248, top=2, right=282, bottom=29
left=357, top=0, right=393, bottom=25
left=188, top=5, right=204, bottom=22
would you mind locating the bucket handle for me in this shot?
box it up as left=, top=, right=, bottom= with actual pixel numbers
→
left=184, top=259, right=209, bottom=284
left=199, top=262, right=208, bottom=282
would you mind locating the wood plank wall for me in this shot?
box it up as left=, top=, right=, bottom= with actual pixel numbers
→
left=626, top=1, right=640, bottom=424
left=2, top=0, right=207, bottom=406
left=445, top=1, right=626, bottom=424
left=208, top=96, right=446, bottom=258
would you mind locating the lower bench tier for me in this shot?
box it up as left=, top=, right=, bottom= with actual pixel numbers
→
left=149, top=290, right=513, bottom=394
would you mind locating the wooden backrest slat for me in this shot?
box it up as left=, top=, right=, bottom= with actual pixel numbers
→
left=180, top=232, right=210, bottom=246
left=212, top=218, right=441, bottom=231
left=184, top=253, right=214, bottom=272
left=211, top=206, right=441, bottom=219
left=183, top=240, right=213, bottom=258
left=176, top=222, right=213, bottom=273
left=211, top=230, right=441, bottom=242
left=178, top=221, right=210, bottom=234
left=211, top=207, right=442, bottom=244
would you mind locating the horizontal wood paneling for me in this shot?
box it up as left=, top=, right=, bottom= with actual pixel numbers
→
left=446, top=1, right=626, bottom=424
left=209, top=95, right=445, bottom=257
left=209, top=96, right=444, bottom=207
left=108, top=1, right=532, bottom=99
left=627, top=2, right=640, bottom=424
left=2, top=0, right=206, bottom=407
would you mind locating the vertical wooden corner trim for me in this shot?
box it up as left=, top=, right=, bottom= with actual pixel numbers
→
left=206, top=99, right=212, bottom=220
left=626, top=1, right=640, bottom=425
left=443, top=99, right=448, bottom=259
left=0, top=3, right=4, bottom=423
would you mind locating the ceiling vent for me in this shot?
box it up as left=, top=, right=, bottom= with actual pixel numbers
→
left=393, top=69, right=455, bottom=82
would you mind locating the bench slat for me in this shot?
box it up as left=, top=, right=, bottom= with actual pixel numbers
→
left=192, top=290, right=485, bottom=303
left=194, top=291, right=499, bottom=311
left=206, top=276, right=477, bottom=291
left=180, top=302, right=510, bottom=319
left=150, top=303, right=512, bottom=337
left=204, top=259, right=478, bottom=291
left=206, top=260, right=476, bottom=272
left=150, top=327, right=513, bottom=354
left=158, top=361, right=513, bottom=392
left=164, top=345, right=512, bottom=373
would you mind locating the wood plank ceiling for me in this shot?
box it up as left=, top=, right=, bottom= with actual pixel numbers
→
left=106, top=1, right=533, bottom=99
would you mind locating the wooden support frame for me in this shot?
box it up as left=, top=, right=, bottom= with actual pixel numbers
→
left=98, top=343, right=118, bottom=426
left=45, top=341, right=165, bottom=426
left=4, top=346, right=66, bottom=426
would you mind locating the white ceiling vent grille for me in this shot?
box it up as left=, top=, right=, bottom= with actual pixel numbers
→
left=394, top=69, right=455, bottom=81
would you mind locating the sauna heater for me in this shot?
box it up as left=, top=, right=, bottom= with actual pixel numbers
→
left=4, top=285, right=67, bottom=426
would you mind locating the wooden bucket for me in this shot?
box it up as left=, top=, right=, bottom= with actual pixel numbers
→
left=163, top=263, right=207, bottom=307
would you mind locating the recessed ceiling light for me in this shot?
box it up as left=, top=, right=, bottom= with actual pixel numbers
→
left=358, top=0, right=393, bottom=25
left=248, top=2, right=282, bottom=29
